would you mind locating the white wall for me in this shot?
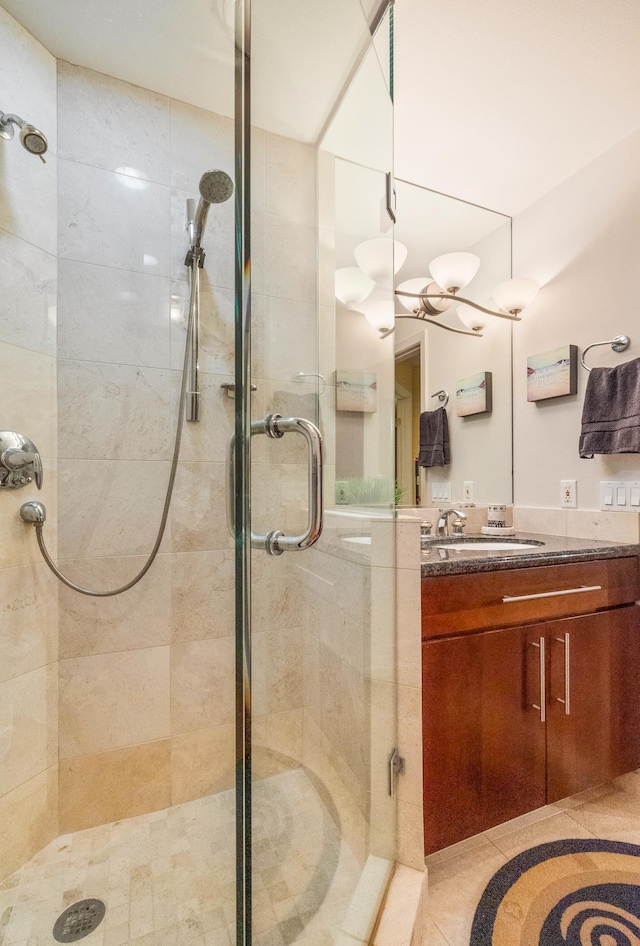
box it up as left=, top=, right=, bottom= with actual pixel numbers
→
left=513, top=124, right=640, bottom=510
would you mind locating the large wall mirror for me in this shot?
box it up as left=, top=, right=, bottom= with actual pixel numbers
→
left=393, top=181, right=513, bottom=507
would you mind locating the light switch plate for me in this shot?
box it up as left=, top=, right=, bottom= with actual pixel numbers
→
left=463, top=481, right=474, bottom=502
left=431, top=482, right=451, bottom=502
left=560, top=480, right=577, bottom=507
left=600, top=480, right=632, bottom=511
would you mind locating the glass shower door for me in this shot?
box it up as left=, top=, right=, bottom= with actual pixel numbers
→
left=234, top=2, right=397, bottom=943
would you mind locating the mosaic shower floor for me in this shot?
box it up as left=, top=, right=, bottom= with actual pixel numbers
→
left=0, top=768, right=362, bottom=946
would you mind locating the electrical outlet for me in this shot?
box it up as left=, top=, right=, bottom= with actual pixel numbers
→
left=560, top=479, right=577, bottom=507
left=463, top=481, right=474, bottom=502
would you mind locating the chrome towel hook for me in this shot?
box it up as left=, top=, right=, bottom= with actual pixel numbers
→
left=580, top=335, right=631, bottom=371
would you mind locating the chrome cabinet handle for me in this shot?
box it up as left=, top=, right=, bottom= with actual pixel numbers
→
left=502, top=585, right=602, bottom=604
left=227, top=413, right=324, bottom=556
left=529, top=637, right=546, bottom=722
left=554, top=632, right=571, bottom=715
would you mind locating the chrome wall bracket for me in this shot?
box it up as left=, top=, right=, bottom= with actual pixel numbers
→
left=220, top=382, right=257, bottom=400
left=0, top=431, right=43, bottom=490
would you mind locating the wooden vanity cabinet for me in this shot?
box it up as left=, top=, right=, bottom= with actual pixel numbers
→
left=421, top=556, right=640, bottom=855
left=546, top=605, right=640, bottom=802
left=421, top=624, right=546, bottom=854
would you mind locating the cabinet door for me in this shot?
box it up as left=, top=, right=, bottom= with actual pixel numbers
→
left=547, top=604, right=640, bottom=802
left=422, top=625, right=546, bottom=854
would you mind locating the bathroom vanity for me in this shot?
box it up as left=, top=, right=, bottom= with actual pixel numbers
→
left=420, top=535, right=640, bottom=855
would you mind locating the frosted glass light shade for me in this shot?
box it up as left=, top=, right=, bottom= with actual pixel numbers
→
left=457, top=303, right=490, bottom=332
left=492, top=277, right=539, bottom=313
left=364, top=305, right=393, bottom=332
left=360, top=299, right=395, bottom=332
left=429, top=252, right=480, bottom=292
left=354, top=239, right=408, bottom=287
left=335, top=267, right=375, bottom=308
left=396, top=277, right=431, bottom=312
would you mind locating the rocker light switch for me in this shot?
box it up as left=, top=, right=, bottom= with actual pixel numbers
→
left=601, top=480, right=637, bottom=510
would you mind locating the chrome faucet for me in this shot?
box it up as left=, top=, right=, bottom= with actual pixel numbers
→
left=438, top=508, right=467, bottom=536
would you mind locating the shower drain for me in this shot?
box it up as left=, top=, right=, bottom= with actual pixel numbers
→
left=52, top=899, right=106, bottom=942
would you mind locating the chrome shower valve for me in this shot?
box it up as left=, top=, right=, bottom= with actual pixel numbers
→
left=0, top=431, right=43, bottom=489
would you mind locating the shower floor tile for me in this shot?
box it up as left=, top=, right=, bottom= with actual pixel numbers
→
left=0, top=768, right=361, bottom=946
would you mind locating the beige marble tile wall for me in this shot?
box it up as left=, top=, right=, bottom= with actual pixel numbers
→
left=513, top=506, right=640, bottom=543
left=296, top=149, right=400, bottom=868
left=55, top=60, right=319, bottom=831
left=249, top=127, right=319, bottom=771
left=0, top=7, right=59, bottom=880
left=394, top=517, right=425, bottom=872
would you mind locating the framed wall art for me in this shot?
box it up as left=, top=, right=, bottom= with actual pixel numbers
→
left=335, top=371, right=378, bottom=412
left=456, top=371, right=492, bottom=417
left=527, top=345, right=578, bottom=401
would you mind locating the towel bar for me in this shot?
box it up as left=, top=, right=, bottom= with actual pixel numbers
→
left=580, top=335, right=631, bottom=371
left=431, top=389, right=449, bottom=407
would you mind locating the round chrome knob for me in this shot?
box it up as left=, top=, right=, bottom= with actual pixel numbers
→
left=20, top=501, right=47, bottom=524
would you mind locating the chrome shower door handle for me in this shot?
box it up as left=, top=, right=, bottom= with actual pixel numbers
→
left=226, top=413, right=324, bottom=556
left=259, top=414, right=324, bottom=554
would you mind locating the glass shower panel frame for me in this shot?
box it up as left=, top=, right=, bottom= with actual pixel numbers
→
left=234, top=3, right=397, bottom=944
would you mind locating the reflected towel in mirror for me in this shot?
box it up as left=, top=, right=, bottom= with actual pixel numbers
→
left=418, top=407, right=450, bottom=467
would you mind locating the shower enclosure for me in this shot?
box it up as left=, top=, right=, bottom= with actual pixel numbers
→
left=0, top=1, right=398, bottom=944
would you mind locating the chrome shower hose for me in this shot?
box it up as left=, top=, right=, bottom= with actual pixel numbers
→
left=32, top=261, right=199, bottom=597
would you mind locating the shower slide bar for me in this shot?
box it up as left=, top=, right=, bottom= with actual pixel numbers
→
left=226, top=413, right=324, bottom=556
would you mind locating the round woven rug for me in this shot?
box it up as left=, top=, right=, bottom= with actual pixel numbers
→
left=470, top=838, right=640, bottom=945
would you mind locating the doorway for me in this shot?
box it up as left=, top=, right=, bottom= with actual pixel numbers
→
left=395, top=345, right=422, bottom=506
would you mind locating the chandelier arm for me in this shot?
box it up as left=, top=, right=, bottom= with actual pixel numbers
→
left=393, top=289, right=521, bottom=322
left=394, top=314, right=483, bottom=338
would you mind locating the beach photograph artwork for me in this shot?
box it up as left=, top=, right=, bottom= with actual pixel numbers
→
left=335, top=371, right=378, bottom=412
left=456, top=371, right=492, bottom=417
left=527, top=345, right=578, bottom=401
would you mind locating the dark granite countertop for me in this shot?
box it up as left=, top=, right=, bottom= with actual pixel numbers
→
left=421, top=532, right=640, bottom=577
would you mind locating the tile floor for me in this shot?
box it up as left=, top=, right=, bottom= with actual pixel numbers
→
left=0, top=768, right=362, bottom=946
left=423, top=767, right=640, bottom=946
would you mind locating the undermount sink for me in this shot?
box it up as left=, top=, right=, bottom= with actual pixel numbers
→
left=436, top=540, right=543, bottom=552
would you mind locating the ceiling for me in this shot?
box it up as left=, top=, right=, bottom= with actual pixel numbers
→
left=4, top=0, right=640, bottom=215
left=394, top=0, right=640, bottom=216
left=0, top=0, right=373, bottom=142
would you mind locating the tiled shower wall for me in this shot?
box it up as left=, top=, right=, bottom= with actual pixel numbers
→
left=55, top=60, right=234, bottom=831
left=294, top=150, right=399, bottom=867
left=0, top=21, right=386, bottom=878
left=0, top=7, right=59, bottom=878
left=55, top=60, right=319, bottom=831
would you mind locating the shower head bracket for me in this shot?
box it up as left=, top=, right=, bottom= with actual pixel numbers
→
left=0, top=111, right=21, bottom=140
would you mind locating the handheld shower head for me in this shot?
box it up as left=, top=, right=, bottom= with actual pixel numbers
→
left=0, top=112, right=48, bottom=162
left=199, top=169, right=234, bottom=204
left=188, top=170, right=234, bottom=248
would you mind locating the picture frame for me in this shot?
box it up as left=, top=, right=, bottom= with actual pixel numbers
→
left=527, top=345, right=578, bottom=401
left=335, top=371, right=378, bottom=412
left=456, top=371, right=493, bottom=417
